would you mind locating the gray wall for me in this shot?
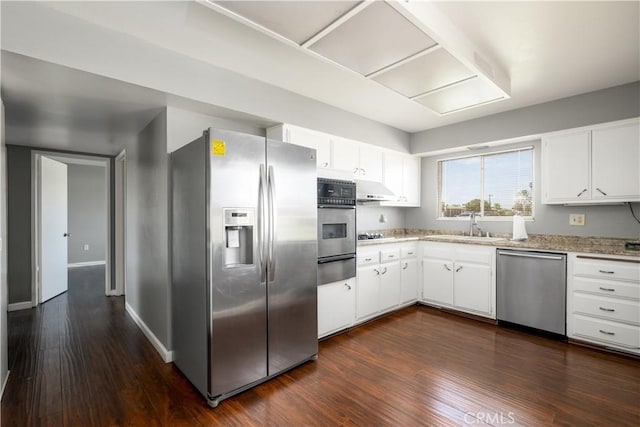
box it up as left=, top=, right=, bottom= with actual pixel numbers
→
left=6, top=145, right=31, bottom=304
left=406, top=139, right=640, bottom=238
left=412, top=82, right=640, bottom=154
left=125, top=109, right=171, bottom=349
left=67, top=164, right=106, bottom=264
left=357, top=206, right=407, bottom=233
left=1, top=100, right=9, bottom=388
left=406, top=83, right=640, bottom=238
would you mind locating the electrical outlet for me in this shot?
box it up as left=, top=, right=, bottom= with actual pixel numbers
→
left=83, top=244, right=90, bottom=251
left=569, top=214, right=585, bottom=226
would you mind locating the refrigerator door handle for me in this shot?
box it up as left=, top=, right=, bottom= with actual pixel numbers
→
left=267, top=165, right=277, bottom=282
left=259, top=164, right=267, bottom=284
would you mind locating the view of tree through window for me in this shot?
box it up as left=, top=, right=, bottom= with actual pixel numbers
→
left=438, top=148, right=534, bottom=218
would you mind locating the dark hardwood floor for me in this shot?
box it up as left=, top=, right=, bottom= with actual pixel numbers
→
left=3, top=266, right=639, bottom=426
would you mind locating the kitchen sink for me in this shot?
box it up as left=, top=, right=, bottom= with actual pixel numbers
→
left=425, top=235, right=507, bottom=243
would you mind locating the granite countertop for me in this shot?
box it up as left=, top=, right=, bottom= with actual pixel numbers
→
left=357, top=229, right=640, bottom=258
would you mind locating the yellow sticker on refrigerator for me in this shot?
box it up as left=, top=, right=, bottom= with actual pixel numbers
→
left=212, top=139, right=226, bottom=156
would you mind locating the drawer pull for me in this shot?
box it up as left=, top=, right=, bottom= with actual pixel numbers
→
left=598, top=270, right=615, bottom=274
left=407, top=252, right=414, bottom=255
left=599, top=329, right=615, bottom=336
left=598, top=307, right=615, bottom=312
left=444, top=264, right=451, bottom=271
left=365, top=258, right=372, bottom=262
left=387, top=255, right=395, bottom=258
left=598, top=287, right=615, bottom=292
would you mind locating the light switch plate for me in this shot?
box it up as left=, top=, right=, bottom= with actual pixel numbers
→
left=569, top=214, right=585, bottom=226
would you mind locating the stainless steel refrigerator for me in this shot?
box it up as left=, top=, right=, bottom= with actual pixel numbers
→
left=171, top=128, right=318, bottom=407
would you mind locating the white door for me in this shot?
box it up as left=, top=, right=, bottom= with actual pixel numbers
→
left=40, top=156, right=68, bottom=302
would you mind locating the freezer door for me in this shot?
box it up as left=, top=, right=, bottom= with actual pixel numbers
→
left=208, top=129, right=268, bottom=397
left=266, top=139, right=318, bottom=374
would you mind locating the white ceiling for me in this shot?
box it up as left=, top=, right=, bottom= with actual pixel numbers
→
left=1, top=1, right=638, bottom=154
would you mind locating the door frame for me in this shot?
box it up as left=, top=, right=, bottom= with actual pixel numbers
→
left=114, top=149, right=126, bottom=296
left=31, top=151, right=113, bottom=306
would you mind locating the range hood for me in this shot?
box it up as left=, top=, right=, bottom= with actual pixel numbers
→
left=356, top=180, right=397, bottom=202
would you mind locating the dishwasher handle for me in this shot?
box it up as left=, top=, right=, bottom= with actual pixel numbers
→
left=498, top=251, right=565, bottom=261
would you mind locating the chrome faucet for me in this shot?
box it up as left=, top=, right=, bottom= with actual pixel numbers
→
left=469, top=212, right=478, bottom=236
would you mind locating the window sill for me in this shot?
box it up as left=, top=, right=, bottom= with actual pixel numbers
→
left=437, top=217, right=535, bottom=222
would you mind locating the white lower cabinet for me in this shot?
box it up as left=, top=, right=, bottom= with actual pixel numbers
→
left=355, top=243, right=419, bottom=322
left=318, top=277, right=356, bottom=338
left=567, top=254, right=640, bottom=355
left=421, top=242, right=495, bottom=318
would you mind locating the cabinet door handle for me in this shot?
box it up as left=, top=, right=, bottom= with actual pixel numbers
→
left=444, top=264, right=451, bottom=271
left=598, top=270, right=615, bottom=274
left=361, top=168, right=366, bottom=176
left=595, top=187, right=607, bottom=196
left=374, top=268, right=380, bottom=275
left=322, top=162, right=329, bottom=168
left=577, top=188, right=587, bottom=197
left=599, top=307, right=615, bottom=312
left=381, top=267, right=387, bottom=275
left=402, top=262, right=408, bottom=270
left=353, top=168, right=359, bottom=174
left=599, top=287, right=615, bottom=292
left=344, top=283, right=351, bottom=290
left=599, top=329, right=615, bottom=336
left=455, top=266, right=463, bottom=272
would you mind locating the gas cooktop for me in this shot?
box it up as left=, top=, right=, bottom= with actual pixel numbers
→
left=357, top=233, right=386, bottom=240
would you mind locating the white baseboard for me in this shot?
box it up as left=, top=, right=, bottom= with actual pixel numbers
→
left=68, top=260, right=106, bottom=268
left=0, top=370, right=9, bottom=401
left=8, top=301, right=33, bottom=312
left=125, top=302, right=173, bottom=363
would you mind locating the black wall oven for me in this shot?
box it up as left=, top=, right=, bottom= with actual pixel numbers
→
left=317, top=178, right=356, bottom=285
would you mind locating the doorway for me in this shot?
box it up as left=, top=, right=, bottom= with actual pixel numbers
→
left=32, top=152, right=112, bottom=305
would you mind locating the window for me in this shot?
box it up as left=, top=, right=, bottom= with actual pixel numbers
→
left=438, top=147, right=534, bottom=219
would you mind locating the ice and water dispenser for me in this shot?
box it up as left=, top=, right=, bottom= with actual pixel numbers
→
left=223, top=208, right=254, bottom=267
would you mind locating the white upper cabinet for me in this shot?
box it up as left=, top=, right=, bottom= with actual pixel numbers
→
left=591, top=121, right=640, bottom=201
left=542, top=119, right=640, bottom=204
left=542, top=130, right=590, bottom=203
left=267, top=124, right=331, bottom=171
left=381, top=151, right=421, bottom=207
left=358, top=144, right=384, bottom=182
left=331, top=136, right=360, bottom=174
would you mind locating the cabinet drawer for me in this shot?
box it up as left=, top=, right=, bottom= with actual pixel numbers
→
left=358, top=252, right=379, bottom=266
left=574, top=258, right=640, bottom=283
left=573, top=294, right=640, bottom=325
left=573, top=315, right=640, bottom=349
left=573, top=277, right=639, bottom=300
left=455, top=248, right=492, bottom=265
left=381, top=249, right=401, bottom=263
left=401, top=246, right=417, bottom=259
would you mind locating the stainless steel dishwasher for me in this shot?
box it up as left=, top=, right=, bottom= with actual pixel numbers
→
left=497, top=249, right=567, bottom=335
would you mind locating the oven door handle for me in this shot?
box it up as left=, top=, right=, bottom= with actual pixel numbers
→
left=318, top=254, right=356, bottom=264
